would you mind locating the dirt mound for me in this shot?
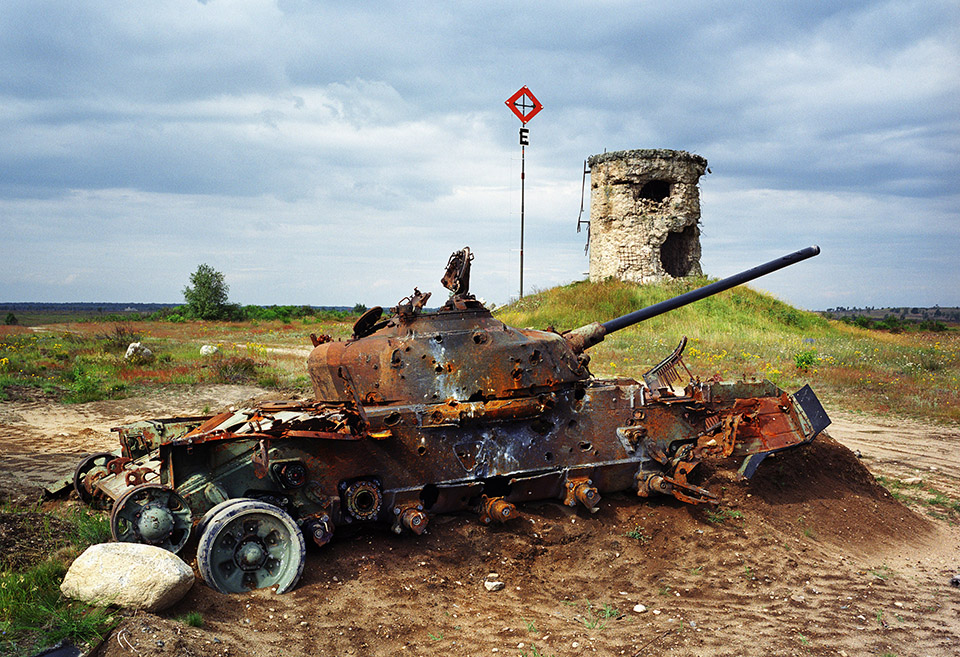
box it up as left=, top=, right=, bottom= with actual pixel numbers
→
left=708, top=434, right=931, bottom=554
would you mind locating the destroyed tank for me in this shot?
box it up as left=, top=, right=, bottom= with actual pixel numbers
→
left=72, top=246, right=830, bottom=595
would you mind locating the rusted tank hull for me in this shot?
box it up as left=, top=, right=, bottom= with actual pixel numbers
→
left=90, top=377, right=827, bottom=533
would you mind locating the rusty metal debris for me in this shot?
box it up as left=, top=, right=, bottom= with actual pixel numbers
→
left=68, top=245, right=829, bottom=595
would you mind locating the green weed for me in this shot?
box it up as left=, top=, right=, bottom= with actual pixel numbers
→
left=520, top=646, right=556, bottom=657
left=624, top=526, right=651, bottom=543
left=793, top=350, right=818, bottom=371
left=868, top=565, right=893, bottom=581
left=705, top=508, right=743, bottom=524
left=576, top=600, right=620, bottom=631
left=178, top=611, right=204, bottom=628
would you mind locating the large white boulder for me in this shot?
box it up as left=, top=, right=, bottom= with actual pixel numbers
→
left=60, top=543, right=194, bottom=611
left=199, top=345, right=219, bottom=356
left=124, top=342, right=155, bottom=364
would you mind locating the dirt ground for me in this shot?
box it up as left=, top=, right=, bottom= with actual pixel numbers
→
left=1, top=386, right=958, bottom=657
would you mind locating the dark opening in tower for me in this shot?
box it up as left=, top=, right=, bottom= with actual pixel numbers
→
left=637, top=180, right=671, bottom=203
left=660, top=224, right=699, bottom=277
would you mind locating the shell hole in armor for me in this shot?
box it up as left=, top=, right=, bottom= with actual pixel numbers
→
left=420, top=484, right=439, bottom=509
left=384, top=411, right=402, bottom=426
left=482, top=476, right=512, bottom=498
left=530, top=418, right=554, bottom=435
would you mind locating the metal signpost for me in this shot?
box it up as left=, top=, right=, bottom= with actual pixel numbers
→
left=504, top=86, right=542, bottom=298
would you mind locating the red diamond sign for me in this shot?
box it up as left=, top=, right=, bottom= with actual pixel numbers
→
left=505, top=86, right=543, bottom=124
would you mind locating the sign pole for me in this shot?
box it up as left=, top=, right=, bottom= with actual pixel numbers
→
left=504, top=86, right=542, bottom=300
left=520, top=138, right=525, bottom=298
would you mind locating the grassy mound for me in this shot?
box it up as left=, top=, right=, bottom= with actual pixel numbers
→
left=495, top=278, right=960, bottom=422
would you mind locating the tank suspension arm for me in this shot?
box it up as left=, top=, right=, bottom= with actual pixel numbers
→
left=564, top=246, right=821, bottom=354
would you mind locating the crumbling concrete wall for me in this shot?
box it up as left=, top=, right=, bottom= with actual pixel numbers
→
left=587, top=149, right=707, bottom=283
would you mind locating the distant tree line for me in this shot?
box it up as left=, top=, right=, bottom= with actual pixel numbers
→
left=821, top=313, right=949, bottom=333
left=822, top=305, right=960, bottom=325
left=145, top=264, right=366, bottom=323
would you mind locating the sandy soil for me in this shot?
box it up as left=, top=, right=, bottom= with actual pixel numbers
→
left=1, top=387, right=958, bottom=657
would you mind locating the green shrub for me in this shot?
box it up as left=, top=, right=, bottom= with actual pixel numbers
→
left=210, top=356, right=259, bottom=383
left=793, top=350, right=818, bottom=372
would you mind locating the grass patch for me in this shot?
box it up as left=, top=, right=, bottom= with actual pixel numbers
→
left=573, top=599, right=620, bottom=631
left=867, top=565, right=894, bottom=581
left=178, top=611, right=204, bottom=628
left=520, top=646, right=557, bottom=657
left=0, top=322, right=317, bottom=402
left=875, top=476, right=960, bottom=519
left=624, top=526, right=652, bottom=543
left=0, top=505, right=116, bottom=656
left=704, top=508, right=743, bottom=524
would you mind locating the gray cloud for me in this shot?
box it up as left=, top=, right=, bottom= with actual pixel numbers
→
left=1, top=0, right=957, bottom=309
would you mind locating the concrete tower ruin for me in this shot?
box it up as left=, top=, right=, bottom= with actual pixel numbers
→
left=587, top=149, right=708, bottom=283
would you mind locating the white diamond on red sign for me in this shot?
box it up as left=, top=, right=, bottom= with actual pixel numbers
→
left=505, top=86, right=543, bottom=124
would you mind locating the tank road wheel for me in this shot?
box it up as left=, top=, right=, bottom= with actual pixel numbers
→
left=110, top=484, right=192, bottom=554
left=195, top=497, right=256, bottom=540
left=197, top=500, right=306, bottom=594
left=73, top=452, right=115, bottom=506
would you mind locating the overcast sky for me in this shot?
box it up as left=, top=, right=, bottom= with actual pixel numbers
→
left=1, top=1, right=957, bottom=310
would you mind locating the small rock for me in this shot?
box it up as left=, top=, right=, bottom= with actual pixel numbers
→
left=894, top=601, right=904, bottom=607
left=790, top=594, right=805, bottom=604
left=484, top=580, right=505, bottom=592
left=571, top=642, right=580, bottom=649
left=633, top=603, right=647, bottom=613
left=487, top=573, right=500, bottom=579
left=652, top=609, right=661, bottom=615
left=124, top=342, right=155, bottom=364
left=902, top=477, right=923, bottom=485
left=950, top=574, right=960, bottom=587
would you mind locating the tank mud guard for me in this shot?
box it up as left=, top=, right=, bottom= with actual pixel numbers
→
left=737, top=384, right=831, bottom=479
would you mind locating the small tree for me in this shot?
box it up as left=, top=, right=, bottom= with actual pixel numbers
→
left=4, top=312, right=18, bottom=326
left=183, top=264, right=230, bottom=320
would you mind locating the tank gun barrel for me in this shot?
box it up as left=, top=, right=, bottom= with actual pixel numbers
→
left=564, top=245, right=821, bottom=354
